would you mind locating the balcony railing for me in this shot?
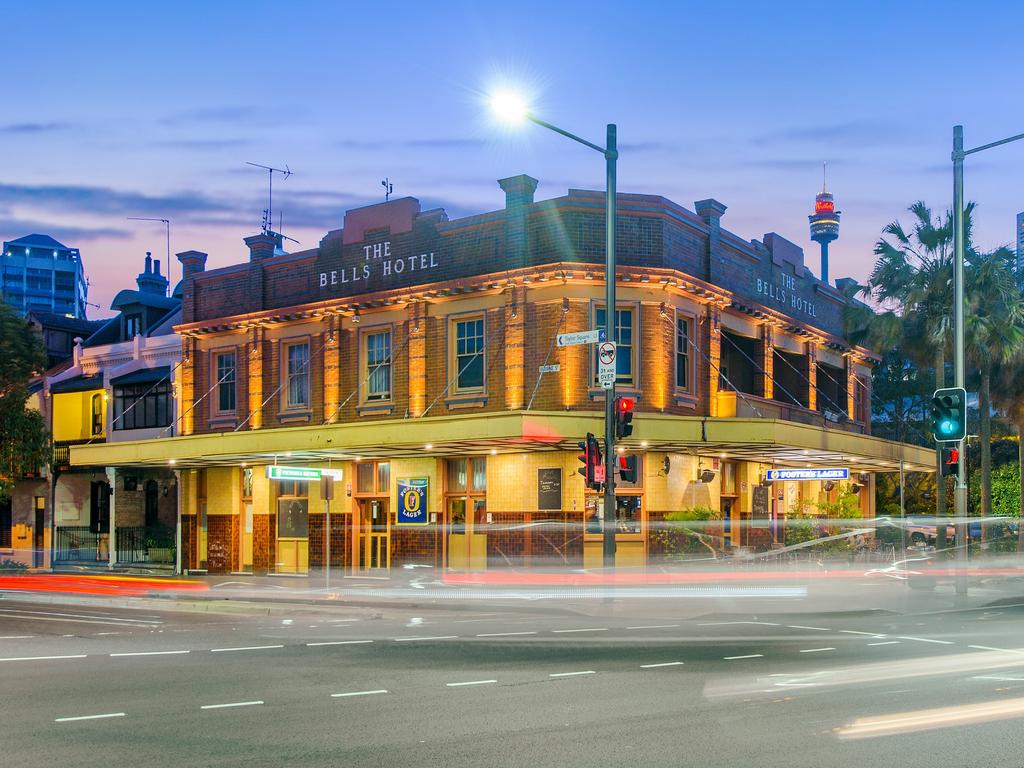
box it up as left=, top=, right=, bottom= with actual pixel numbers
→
left=52, top=439, right=101, bottom=469
left=716, top=391, right=865, bottom=434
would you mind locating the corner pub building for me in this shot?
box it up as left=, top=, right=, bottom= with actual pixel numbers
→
left=71, top=174, right=933, bottom=576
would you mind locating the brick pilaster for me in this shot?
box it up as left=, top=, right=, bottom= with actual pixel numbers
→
left=846, top=354, right=856, bottom=418
left=707, top=306, right=722, bottom=416
left=806, top=342, right=818, bottom=411
left=504, top=286, right=526, bottom=409
left=407, top=302, right=427, bottom=417
left=761, top=324, right=775, bottom=401
left=180, top=335, right=196, bottom=435
left=247, top=324, right=264, bottom=430
left=323, top=315, right=341, bottom=423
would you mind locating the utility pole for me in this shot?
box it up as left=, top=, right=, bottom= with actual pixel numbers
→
left=952, top=125, right=968, bottom=598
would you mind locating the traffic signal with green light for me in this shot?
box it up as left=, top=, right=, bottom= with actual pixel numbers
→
left=930, top=387, right=967, bottom=442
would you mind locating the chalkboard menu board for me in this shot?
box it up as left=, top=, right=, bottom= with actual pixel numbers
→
left=538, top=468, right=562, bottom=511
left=751, top=485, right=770, bottom=529
left=277, top=498, right=309, bottom=538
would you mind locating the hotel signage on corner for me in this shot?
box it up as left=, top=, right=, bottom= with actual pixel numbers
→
left=319, top=240, right=441, bottom=289
left=754, top=272, right=818, bottom=318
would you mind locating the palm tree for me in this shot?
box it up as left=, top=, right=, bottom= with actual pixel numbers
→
left=968, top=246, right=1024, bottom=521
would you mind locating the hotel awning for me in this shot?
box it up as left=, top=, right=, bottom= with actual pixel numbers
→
left=69, top=411, right=936, bottom=474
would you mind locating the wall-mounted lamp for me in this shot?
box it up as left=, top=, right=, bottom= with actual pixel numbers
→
left=659, top=302, right=668, bottom=319
left=699, top=469, right=716, bottom=484
left=510, top=302, right=518, bottom=320
left=561, top=297, right=570, bottom=314
left=351, top=309, right=361, bottom=324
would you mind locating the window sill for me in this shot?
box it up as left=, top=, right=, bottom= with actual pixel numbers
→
left=446, top=394, right=488, bottom=409
left=357, top=402, right=395, bottom=416
left=278, top=410, right=312, bottom=424
left=674, top=391, right=697, bottom=407
left=209, top=415, right=238, bottom=429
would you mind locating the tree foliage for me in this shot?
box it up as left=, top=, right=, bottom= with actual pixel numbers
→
left=0, top=302, right=48, bottom=500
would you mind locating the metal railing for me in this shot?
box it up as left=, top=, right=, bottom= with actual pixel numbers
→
left=115, top=525, right=176, bottom=565
left=54, top=526, right=104, bottom=562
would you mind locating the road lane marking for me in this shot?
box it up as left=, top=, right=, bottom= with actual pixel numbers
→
left=55, top=712, right=125, bottom=723
left=0, top=635, right=33, bottom=639
left=868, top=641, right=901, bottom=646
left=641, top=661, right=684, bottom=668
left=201, top=701, right=264, bottom=710
left=799, top=647, right=836, bottom=653
left=968, top=645, right=1024, bottom=653
left=476, top=632, right=537, bottom=637
left=627, top=624, right=681, bottom=630
left=698, top=621, right=780, bottom=627
left=394, top=635, right=458, bottom=642
left=724, top=654, right=763, bottom=660
left=110, top=650, right=189, bottom=657
left=446, top=679, right=498, bottom=687
left=210, top=645, right=284, bottom=653
left=0, top=654, right=87, bottom=662
left=840, top=630, right=882, bottom=636
left=898, top=636, right=954, bottom=645
left=552, top=628, right=608, bottom=634
left=787, top=625, right=829, bottom=631
left=550, top=670, right=596, bottom=677
left=306, top=640, right=374, bottom=647
left=331, top=689, right=388, bottom=698
left=0, top=608, right=158, bottom=626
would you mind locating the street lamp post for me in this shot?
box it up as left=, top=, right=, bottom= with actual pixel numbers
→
left=491, top=94, right=619, bottom=566
left=951, top=124, right=1024, bottom=598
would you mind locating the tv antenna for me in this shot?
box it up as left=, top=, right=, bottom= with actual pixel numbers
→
left=246, top=161, right=292, bottom=233
left=382, top=178, right=393, bottom=202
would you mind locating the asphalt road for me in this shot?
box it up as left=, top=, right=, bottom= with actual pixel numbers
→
left=5, top=592, right=1024, bottom=767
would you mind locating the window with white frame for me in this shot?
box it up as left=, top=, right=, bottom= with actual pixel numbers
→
left=215, top=350, right=236, bottom=413
left=452, top=316, right=485, bottom=392
left=285, top=341, right=310, bottom=409
left=675, top=314, right=691, bottom=391
left=364, top=329, right=392, bottom=402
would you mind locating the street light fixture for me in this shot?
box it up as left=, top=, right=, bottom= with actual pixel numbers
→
left=489, top=91, right=619, bottom=567
left=951, top=124, right=1024, bottom=598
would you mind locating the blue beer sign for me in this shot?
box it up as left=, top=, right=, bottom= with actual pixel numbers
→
left=765, top=468, right=849, bottom=482
left=397, top=478, right=429, bottom=525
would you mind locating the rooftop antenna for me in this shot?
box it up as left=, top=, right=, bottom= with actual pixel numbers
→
left=127, top=217, right=171, bottom=295
left=382, top=177, right=393, bottom=202
left=246, top=161, right=292, bottom=234
left=822, top=160, right=828, bottom=194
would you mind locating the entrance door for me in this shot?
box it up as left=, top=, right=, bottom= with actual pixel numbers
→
left=446, top=497, right=487, bottom=572
left=144, top=480, right=159, bottom=528
left=34, top=497, right=45, bottom=567
left=355, top=499, right=390, bottom=573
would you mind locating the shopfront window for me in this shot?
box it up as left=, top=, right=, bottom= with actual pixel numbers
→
left=446, top=458, right=486, bottom=494
left=356, top=461, right=390, bottom=495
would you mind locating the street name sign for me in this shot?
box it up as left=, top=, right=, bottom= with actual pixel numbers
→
left=266, top=466, right=343, bottom=482
left=765, top=468, right=849, bottom=482
left=597, top=341, right=617, bottom=390
left=538, top=363, right=561, bottom=374
left=557, top=329, right=606, bottom=347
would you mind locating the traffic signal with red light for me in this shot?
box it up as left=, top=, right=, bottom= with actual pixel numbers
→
left=614, top=396, right=635, bottom=439
left=577, top=432, right=603, bottom=490
left=941, top=447, right=960, bottom=477
left=617, top=454, right=638, bottom=483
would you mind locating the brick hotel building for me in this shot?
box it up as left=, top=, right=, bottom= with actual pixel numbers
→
left=71, top=175, right=933, bottom=576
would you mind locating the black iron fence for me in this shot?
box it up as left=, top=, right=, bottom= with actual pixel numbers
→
left=54, top=526, right=104, bottom=562
left=115, top=525, right=176, bottom=565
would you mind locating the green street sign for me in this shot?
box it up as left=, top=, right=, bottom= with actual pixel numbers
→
left=265, top=466, right=342, bottom=481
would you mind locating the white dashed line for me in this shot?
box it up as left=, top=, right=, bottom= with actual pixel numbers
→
left=476, top=632, right=537, bottom=637
left=799, top=647, right=836, bottom=654
left=552, top=628, right=608, bottom=634
left=897, top=636, right=954, bottom=645
left=55, top=712, right=125, bottom=723
left=868, top=641, right=900, bottom=646
left=969, top=645, right=1024, bottom=653
left=306, top=640, right=374, bottom=647
left=0, top=654, right=87, bottom=662
left=446, top=679, right=498, bottom=687
left=627, top=624, right=681, bottom=630
left=0, top=635, right=34, bottom=639
left=550, top=670, right=596, bottom=678
left=640, top=661, right=684, bottom=668
left=331, top=689, right=388, bottom=698
left=201, top=700, right=264, bottom=710
left=699, top=621, right=780, bottom=627
left=210, top=645, right=284, bottom=653
left=839, top=630, right=882, bottom=636
left=724, top=654, right=763, bottom=660
left=787, top=625, right=829, bottom=631
left=110, top=650, right=190, bottom=657
left=394, top=636, right=458, bottom=642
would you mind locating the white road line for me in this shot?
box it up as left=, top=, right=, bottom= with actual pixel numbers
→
left=476, top=631, right=537, bottom=637
left=0, top=614, right=153, bottom=628
left=898, top=636, right=954, bottom=645
left=640, top=661, right=684, bottom=668
left=698, top=621, right=780, bottom=627
left=210, top=645, right=284, bottom=653
left=787, top=625, right=829, bottom=631
left=0, top=635, right=33, bottom=639
left=839, top=630, right=882, bottom=636
left=552, top=628, right=608, bottom=634
left=200, top=701, right=264, bottom=710
left=0, top=654, right=87, bottom=662
left=110, top=650, right=190, bottom=657
left=446, top=679, right=498, bottom=687
left=799, top=647, right=836, bottom=654
left=0, top=608, right=158, bottom=626
left=550, top=670, right=596, bottom=678
left=969, top=645, right=1024, bottom=653
left=868, top=641, right=901, bottom=646
left=627, top=624, right=681, bottom=630
left=724, top=654, right=763, bottom=660
left=331, top=689, right=388, bottom=698
left=306, top=640, right=374, bottom=647
left=55, top=712, right=125, bottom=723
left=394, top=635, right=458, bottom=642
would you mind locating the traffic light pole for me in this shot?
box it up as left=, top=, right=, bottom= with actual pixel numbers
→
left=603, top=124, right=618, bottom=568
left=952, top=126, right=968, bottom=599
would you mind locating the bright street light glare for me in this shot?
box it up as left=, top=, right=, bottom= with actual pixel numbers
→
left=489, top=90, right=529, bottom=123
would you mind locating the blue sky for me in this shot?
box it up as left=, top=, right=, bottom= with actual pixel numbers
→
left=4, top=0, right=1022, bottom=316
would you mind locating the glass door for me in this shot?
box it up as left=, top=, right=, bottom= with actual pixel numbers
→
left=356, top=498, right=390, bottom=572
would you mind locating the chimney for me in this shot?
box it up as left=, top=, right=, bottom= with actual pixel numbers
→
left=694, top=199, right=727, bottom=283
left=498, top=174, right=538, bottom=268
left=176, top=250, right=208, bottom=280
left=245, top=231, right=282, bottom=262
left=137, top=251, right=170, bottom=295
